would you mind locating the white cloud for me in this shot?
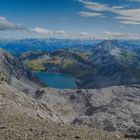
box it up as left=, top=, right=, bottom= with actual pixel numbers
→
left=79, top=12, right=103, bottom=17
left=112, top=6, right=124, bottom=9
left=0, top=16, right=139, bottom=40
left=78, top=0, right=109, bottom=11
left=79, top=32, right=95, bottom=39
left=0, top=16, right=25, bottom=30
left=78, top=0, right=140, bottom=25
left=103, top=31, right=140, bottom=39
left=104, top=31, right=129, bottom=39
left=32, top=28, right=68, bottom=37
left=32, top=27, right=53, bottom=35
left=113, top=8, right=140, bottom=24
left=55, top=30, right=67, bottom=36
left=128, top=0, right=140, bottom=2
left=120, top=20, right=140, bottom=25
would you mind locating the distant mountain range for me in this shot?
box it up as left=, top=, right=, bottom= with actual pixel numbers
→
left=1, top=39, right=140, bottom=88
left=0, top=38, right=100, bottom=54
left=19, top=39, right=140, bottom=88
left=0, top=38, right=140, bottom=55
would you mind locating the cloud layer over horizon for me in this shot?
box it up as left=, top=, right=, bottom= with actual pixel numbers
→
left=0, top=0, right=139, bottom=40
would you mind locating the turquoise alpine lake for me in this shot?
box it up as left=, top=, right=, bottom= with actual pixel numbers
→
left=35, top=72, right=77, bottom=89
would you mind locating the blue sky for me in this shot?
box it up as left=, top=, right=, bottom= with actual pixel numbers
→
left=0, top=0, right=140, bottom=39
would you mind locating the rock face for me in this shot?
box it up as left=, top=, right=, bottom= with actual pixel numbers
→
left=0, top=48, right=31, bottom=79
left=0, top=48, right=39, bottom=91
left=36, top=85, right=140, bottom=133
left=88, top=40, right=120, bottom=65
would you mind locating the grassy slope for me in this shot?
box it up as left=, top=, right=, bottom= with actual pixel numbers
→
left=25, top=52, right=96, bottom=78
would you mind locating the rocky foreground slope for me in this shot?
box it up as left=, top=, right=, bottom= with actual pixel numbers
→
left=0, top=81, right=127, bottom=140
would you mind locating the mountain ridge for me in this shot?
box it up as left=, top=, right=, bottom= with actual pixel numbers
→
left=79, top=40, right=140, bottom=88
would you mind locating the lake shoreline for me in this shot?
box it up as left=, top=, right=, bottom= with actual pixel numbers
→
left=34, top=71, right=77, bottom=89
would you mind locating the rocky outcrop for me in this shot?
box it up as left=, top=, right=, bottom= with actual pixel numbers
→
left=88, top=40, right=119, bottom=65
left=0, top=48, right=40, bottom=92
left=35, top=85, right=140, bottom=134
left=125, top=127, right=140, bottom=139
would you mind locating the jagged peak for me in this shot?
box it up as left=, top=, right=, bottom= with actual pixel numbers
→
left=95, top=40, right=118, bottom=51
